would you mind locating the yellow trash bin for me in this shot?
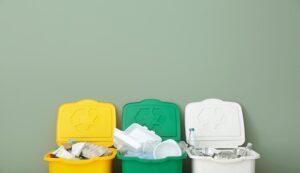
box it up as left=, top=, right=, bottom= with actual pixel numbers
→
left=44, top=100, right=117, bottom=173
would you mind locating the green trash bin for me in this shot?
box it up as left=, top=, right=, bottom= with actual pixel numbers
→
left=117, top=99, right=187, bottom=173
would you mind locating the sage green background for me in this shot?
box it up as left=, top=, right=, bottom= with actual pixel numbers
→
left=0, top=0, right=299, bottom=173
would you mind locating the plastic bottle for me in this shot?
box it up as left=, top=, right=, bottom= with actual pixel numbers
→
left=188, top=128, right=196, bottom=147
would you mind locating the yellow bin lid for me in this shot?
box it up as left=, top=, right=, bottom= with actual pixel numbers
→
left=56, top=100, right=116, bottom=147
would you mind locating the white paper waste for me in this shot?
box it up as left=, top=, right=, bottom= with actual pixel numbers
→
left=52, top=146, right=77, bottom=160
left=52, top=142, right=112, bottom=160
left=82, top=143, right=110, bottom=158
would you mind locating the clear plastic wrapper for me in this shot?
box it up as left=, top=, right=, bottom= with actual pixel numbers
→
left=214, top=150, right=238, bottom=159
left=189, top=143, right=254, bottom=160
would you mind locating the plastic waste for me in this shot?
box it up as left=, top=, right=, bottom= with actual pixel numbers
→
left=142, top=141, right=160, bottom=153
left=189, top=147, right=204, bottom=156
left=214, top=150, right=237, bottom=159
left=189, top=147, right=217, bottom=157
left=187, top=128, right=196, bottom=147
left=202, top=148, right=217, bottom=157
left=113, top=123, right=162, bottom=153
left=236, top=143, right=253, bottom=157
left=153, top=139, right=182, bottom=159
left=114, top=128, right=142, bottom=152
left=124, top=123, right=162, bottom=144
left=189, top=143, right=255, bottom=160
left=114, top=124, right=183, bottom=160
left=178, top=141, right=187, bottom=153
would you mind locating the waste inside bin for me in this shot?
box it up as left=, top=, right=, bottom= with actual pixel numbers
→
left=44, top=100, right=117, bottom=173
left=114, top=123, right=183, bottom=159
left=185, top=99, right=260, bottom=173
left=117, top=99, right=187, bottom=173
left=114, top=123, right=162, bottom=156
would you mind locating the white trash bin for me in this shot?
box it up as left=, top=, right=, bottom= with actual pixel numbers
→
left=185, top=99, right=260, bottom=173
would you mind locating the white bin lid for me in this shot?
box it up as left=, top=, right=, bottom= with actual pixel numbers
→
left=185, top=99, right=245, bottom=148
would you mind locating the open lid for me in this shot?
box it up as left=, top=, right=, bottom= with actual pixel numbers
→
left=185, top=99, right=245, bottom=148
left=56, top=100, right=116, bottom=147
left=122, top=99, right=181, bottom=141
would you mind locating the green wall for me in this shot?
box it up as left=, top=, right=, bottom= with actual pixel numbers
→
left=0, top=0, right=299, bottom=172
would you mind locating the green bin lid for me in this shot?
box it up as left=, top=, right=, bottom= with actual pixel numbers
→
left=122, top=99, right=181, bottom=141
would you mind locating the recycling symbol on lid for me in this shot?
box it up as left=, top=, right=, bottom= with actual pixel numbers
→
left=197, top=107, right=225, bottom=130
left=71, top=109, right=99, bottom=131
left=134, top=107, right=166, bottom=130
